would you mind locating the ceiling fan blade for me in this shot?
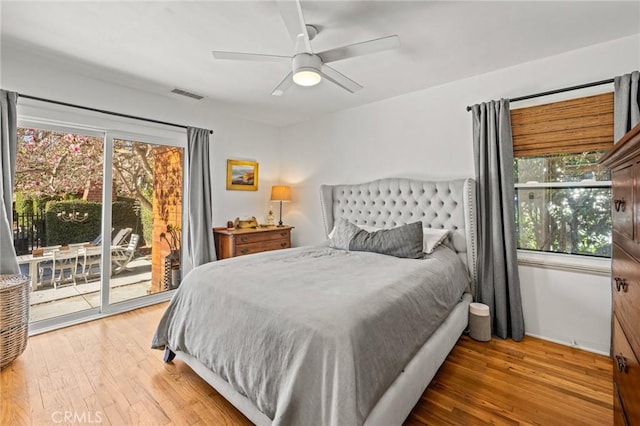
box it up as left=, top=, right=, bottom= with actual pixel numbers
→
left=318, top=35, right=400, bottom=64
left=212, top=51, right=290, bottom=63
left=272, top=72, right=294, bottom=96
left=320, top=65, right=363, bottom=93
left=277, top=0, right=312, bottom=53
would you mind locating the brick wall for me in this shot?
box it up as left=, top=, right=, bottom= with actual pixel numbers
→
left=151, top=147, right=183, bottom=293
left=82, top=179, right=117, bottom=202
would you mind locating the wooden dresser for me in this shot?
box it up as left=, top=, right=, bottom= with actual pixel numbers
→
left=213, top=226, right=293, bottom=259
left=600, top=122, right=640, bottom=426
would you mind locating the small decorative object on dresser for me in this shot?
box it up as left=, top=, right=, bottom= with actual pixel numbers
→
left=599, top=121, right=640, bottom=425
left=267, top=206, right=275, bottom=227
left=233, top=216, right=258, bottom=229
left=213, top=226, right=293, bottom=259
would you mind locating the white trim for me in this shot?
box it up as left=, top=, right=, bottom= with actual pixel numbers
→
left=524, top=332, right=609, bottom=357
left=28, top=291, right=175, bottom=336
left=18, top=118, right=106, bottom=138
left=515, top=181, right=611, bottom=188
left=101, top=134, right=114, bottom=312
left=517, top=250, right=611, bottom=276
left=17, top=98, right=186, bottom=141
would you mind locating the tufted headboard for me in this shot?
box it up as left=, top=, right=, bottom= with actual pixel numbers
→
left=319, top=178, right=477, bottom=296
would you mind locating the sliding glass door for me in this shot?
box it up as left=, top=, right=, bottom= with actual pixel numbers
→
left=109, top=137, right=184, bottom=305
left=14, top=122, right=184, bottom=329
left=14, top=125, right=106, bottom=322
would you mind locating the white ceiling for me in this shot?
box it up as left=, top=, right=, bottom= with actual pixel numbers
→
left=1, top=1, right=639, bottom=127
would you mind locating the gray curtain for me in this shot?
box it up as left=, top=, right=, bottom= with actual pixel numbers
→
left=186, top=127, right=216, bottom=268
left=614, top=71, right=640, bottom=142
left=0, top=90, right=20, bottom=274
left=471, top=99, right=524, bottom=341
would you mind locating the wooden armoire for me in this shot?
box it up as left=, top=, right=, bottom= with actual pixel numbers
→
left=599, top=122, right=640, bottom=425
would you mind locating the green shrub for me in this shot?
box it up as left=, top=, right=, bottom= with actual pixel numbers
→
left=113, top=197, right=145, bottom=246
left=33, top=196, right=52, bottom=212
left=141, top=205, right=153, bottom=247
left=14, top=192, right=34, bottom=215
left=45, top=200, right=101, bottom=245
left=45, top=199, right=142, bottom=246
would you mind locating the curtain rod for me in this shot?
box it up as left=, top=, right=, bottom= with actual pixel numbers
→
left=465, top=78, right=615, bottom=111
left=18, top=93, right=213, bottom=134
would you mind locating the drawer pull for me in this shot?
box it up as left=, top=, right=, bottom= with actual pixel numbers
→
left=240, top=236, right=249, bottom=243
left=280, top=242, right=288, bottom=248
left=615, top=354, right=628, bottom=373
left=614, top=277, right=628, bottom=292
left=280, top=232, right=287, bottom=237
left=614, top=198, right=626, bottom=212
left=240, top=248, right=249, bottom=255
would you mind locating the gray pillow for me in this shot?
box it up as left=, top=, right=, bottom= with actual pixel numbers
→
left=328, top=218, right=362, bottom=250
left=349, top=221, right=424, bottom=259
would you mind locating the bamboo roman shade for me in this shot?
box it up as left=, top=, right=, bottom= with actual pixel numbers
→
left=510, top=92, right=614, bottom=157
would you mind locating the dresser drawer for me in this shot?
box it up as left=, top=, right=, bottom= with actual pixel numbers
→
left=612, top=244, right=640, bottom=357
left=236, top=229, right=290, bottom=244
left=236, top=239, right=290, bottom=256
left=612, top=165, right=634, bottom=241
left=613, top=316, right=640, bottom=423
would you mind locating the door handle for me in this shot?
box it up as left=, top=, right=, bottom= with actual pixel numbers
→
left=615, top=354, right=627, bottom=373
left=614, top=277, right=628, bottom=292
left=614, top=199, right=626, bottom=212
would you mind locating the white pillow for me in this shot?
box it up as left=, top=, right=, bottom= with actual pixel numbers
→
left=328, top=222, right=450, bottom=254
left=422, top=228, right=451, bottom=254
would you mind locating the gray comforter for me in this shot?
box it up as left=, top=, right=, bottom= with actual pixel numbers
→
left=152, top=244, right=469, bottom=426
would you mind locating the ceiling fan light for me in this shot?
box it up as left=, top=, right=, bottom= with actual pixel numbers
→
left=293, top=69, right=322, bottom=86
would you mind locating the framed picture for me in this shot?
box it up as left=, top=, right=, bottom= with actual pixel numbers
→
left=226, top=159, right=259, bottom=191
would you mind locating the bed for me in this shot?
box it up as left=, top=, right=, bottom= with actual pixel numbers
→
left=152, top=177, right=478, bottom=426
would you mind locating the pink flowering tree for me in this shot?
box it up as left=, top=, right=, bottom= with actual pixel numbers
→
left=15, top=129, right=154, bottom=211
left=16, top=129, right=103, bottom=198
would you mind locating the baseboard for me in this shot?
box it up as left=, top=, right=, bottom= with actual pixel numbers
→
left=524, top=332, right=610, bottom=357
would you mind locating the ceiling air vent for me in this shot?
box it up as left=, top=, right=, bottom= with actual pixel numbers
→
left=171, top=88, right=204, bottom=100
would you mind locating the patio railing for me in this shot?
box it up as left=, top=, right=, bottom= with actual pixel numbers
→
left=13, top=209, right=46, bottom=255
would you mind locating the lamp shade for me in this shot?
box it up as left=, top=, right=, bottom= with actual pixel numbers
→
left=270, top=185, right=292, bottom=202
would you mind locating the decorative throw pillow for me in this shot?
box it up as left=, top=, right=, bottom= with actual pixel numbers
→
left=329, top=221, right=451, bottom=255
left=328, top=218, right=362, bottom=250
left=349, top=221, right=424, bottom=259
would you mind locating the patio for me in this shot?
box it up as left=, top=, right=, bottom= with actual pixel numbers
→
left=28, top=256, right=152, bottom=322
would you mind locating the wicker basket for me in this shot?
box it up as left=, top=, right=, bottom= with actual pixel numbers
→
left=0, top=274, right=30, bottom=369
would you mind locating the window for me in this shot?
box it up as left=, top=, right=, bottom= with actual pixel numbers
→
left=511, top=93, right=614, bottom=258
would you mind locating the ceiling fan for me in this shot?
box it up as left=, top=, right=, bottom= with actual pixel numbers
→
left=212, top=0, right=400, bottom=96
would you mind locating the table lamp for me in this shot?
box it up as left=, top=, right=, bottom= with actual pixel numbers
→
left=270, top=185, right=291, bottom=227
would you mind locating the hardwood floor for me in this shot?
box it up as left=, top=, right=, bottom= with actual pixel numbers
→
left=1, top=303, right=612, bottom=425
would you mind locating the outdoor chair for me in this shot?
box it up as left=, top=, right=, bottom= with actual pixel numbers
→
left=111, top=228, right=132, bottom=247
left=38, top=248, right=79, bottom=289
left=111, top=233, right=140, bottom=275
left=78, top=246, right=102, bottom=283
left=91, top=227, right=115, bottom=246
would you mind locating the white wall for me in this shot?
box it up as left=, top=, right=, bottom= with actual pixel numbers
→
left=279, top=34, right=640, bottom=354
left=1, top=44, right=281, bottom=228
left=519, top=265, right=611, bottom=354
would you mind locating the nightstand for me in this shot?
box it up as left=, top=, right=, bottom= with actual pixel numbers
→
left=213, top=226, right=294, bottom=259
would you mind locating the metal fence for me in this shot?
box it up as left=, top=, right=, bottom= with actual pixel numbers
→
left=13, top=210, right=46, bottom=255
